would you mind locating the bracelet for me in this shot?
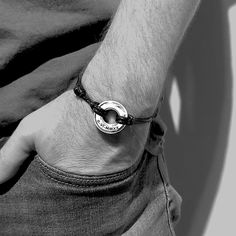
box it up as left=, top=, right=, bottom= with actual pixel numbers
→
left=73, top=76, right=160, bottom=134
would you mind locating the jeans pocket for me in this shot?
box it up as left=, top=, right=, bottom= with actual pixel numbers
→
left=36, top=153, right=145, bottom=192
left=33, top=152, right=164, bottom=235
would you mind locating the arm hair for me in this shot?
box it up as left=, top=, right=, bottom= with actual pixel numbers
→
left=58, top=0, right=201, bottom=174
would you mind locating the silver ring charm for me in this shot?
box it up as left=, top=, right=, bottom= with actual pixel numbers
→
left=94, top=101, right=128, bottom=134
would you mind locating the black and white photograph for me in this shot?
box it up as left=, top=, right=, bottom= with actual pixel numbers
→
left=0, top=0, right=234, bottom=235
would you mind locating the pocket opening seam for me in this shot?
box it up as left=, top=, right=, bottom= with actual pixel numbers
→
left=157, top=155, right=175, bottom=236
left=36, top=153, right=145, bottom=187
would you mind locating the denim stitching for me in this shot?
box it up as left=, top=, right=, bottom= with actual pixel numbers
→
left=38, top=159, right=130, bottom=182
left=36, top=153, right=146, bottom=187
left=163, top=185, right=175, bottom=236
left=157, top=154, right=175, bottom=236
left=38, top=160, right=141, bottom=189
left=38, top=159, right=130, bottom=184
left=36, top=153, right=143, bottom=178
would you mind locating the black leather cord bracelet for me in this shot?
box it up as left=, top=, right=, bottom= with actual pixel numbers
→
left=73, top=76, right=160, bottom=134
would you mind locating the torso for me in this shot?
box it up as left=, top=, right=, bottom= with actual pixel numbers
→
left=0, top=0, right=120, bottom=137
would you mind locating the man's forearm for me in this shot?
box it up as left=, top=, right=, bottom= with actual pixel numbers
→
left=60, top=0, right=201, bottom=171
left=50, top=0, right=201, bottom=172
left=82, top=0, right=201, bottom=117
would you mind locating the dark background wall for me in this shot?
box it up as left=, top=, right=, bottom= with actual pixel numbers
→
left=160, top=0, right=233, bottom=235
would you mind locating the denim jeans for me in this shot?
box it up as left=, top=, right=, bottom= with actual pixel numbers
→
left=0, top=117, right=180, bottom=236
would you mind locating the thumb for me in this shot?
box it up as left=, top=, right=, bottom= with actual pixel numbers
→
left=0, top=120, right=35, bottom=184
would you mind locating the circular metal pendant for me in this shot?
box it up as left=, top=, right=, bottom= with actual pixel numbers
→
left=94, top=101, right=128, bottom=134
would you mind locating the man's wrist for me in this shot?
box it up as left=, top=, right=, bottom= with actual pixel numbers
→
left=81, top=48, right=159, bottom=119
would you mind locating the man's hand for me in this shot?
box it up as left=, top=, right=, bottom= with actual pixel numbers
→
left=0, top=91, right=73, bottom=183
left=0, top=89, right=149, bottom=184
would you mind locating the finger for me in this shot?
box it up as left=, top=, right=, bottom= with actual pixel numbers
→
left=0, top=121, right=34, bottom=184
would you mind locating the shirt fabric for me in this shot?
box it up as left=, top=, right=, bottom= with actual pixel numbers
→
left=0, top=0, right=118, bottom=137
